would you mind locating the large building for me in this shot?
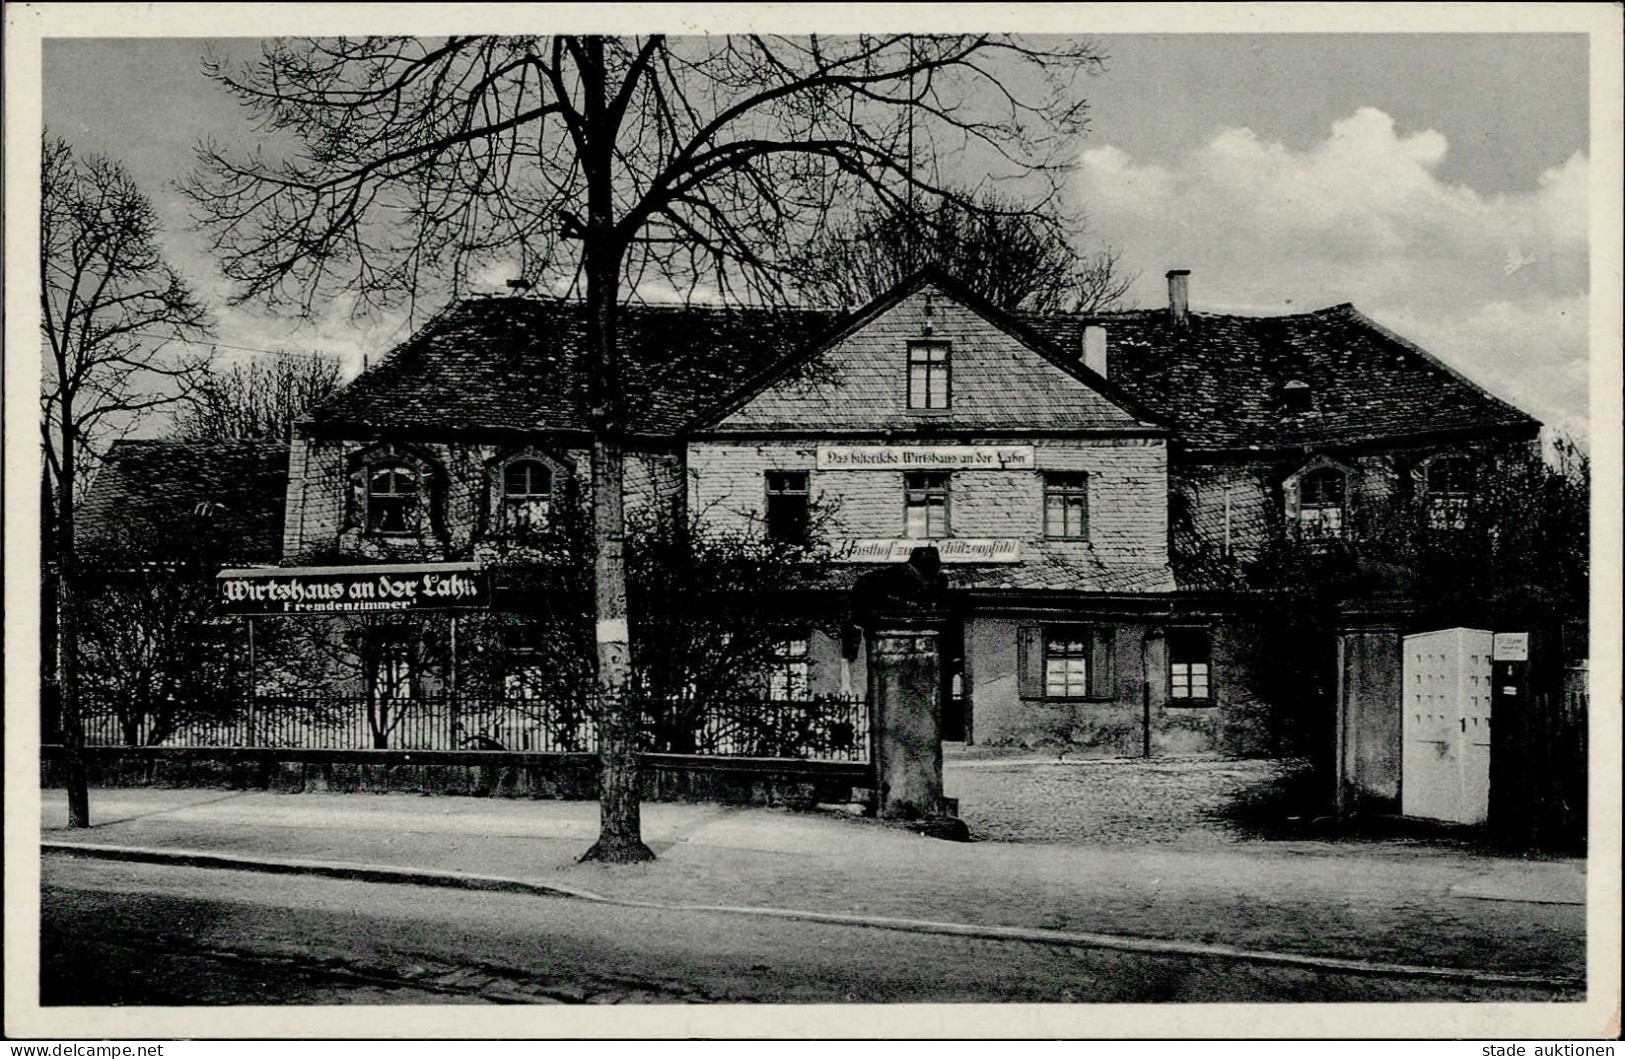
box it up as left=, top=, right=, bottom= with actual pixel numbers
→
left=246, top=266, right=1538, bottom=756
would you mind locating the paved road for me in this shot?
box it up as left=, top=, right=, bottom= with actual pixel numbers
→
left=41, top=855, right=1576, bottom=1005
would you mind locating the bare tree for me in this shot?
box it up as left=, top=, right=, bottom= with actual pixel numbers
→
left=41, top=137, right=213, bottom=827
left=184, top=34, right=1105, bottom=862
left=77, top=542, right=247, bottom=749
left=176, top=349, right=344, bottom=442
left=794, top=189, right=1135, bottom=313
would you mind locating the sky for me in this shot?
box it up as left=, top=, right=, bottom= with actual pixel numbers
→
left=39, top=30, right=1593, bottom=440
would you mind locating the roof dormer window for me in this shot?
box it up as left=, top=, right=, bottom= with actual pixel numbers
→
left=1283, top=379, right=1313, bottom=413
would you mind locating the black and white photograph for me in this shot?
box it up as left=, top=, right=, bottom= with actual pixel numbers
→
left=5, top=2, right=1620, bottom=1041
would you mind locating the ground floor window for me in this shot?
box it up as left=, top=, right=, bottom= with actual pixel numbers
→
left=1019, top=624, right=1115, bottom=701
left=768, top=631, right=811, bottom=701
left=1045, top=633, right=1091, bottom=697
left=368, top=628, right=415, bottom=700
left=1168, top=628, right=1212, bottom=703
left=502, top=625, right=547, bottom=699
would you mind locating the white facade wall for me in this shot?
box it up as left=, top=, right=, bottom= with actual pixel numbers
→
left=687, top=436, right=1169, bottom=570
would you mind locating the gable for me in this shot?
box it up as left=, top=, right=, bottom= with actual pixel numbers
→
left=712, top=282, right=1160, bottom=434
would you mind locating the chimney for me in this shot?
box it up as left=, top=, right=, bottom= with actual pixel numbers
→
left=1083, top=325, right=1108, bottom=378
left=1166, top=269, right=1191, bottom=327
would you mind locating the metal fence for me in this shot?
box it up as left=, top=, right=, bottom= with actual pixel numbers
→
left=1563, top=661, right=1589, bottom=720
left=79, top=691, right=870, bottom=763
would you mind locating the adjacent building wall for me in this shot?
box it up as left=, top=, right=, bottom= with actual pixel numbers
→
left=282, top=433, right=682, bottom=562
left=1171, top=435, right=1536, bottom=571
left=965, top=614, right=1272, bottom=757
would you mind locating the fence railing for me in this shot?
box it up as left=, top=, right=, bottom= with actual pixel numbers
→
left=78, top=691, right=870, bottom=763
left=1563, top=661, right=1588, bottom=720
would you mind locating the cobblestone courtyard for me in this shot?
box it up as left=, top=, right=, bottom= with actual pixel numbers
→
left=944, top=751, right=1308, bottom=846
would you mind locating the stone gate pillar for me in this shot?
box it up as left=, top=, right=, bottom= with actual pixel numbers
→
left=868, top=625, right=944, bottom=818
left=849, top=547, right=966, bottom=837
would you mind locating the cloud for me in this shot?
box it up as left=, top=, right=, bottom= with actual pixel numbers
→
left=197, top=290, right=415, bottom=384
left=1078, top=107, right=1590, bottom=439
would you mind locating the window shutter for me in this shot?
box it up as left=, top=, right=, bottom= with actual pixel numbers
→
left=1282, top=473, right=1301, bottom=522
left=344, top=474, right=364, bottom=531
left=1017, top=624, right=1044, bottom=700
left=1091, top=627, right=1117, bottom=699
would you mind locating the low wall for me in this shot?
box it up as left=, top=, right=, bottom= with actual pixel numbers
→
left=40, top=746, right=873, bottom=808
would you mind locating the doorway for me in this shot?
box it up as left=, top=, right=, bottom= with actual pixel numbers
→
left=941, top=620, right=967, bottom=742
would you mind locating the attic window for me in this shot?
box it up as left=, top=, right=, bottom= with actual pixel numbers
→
left=907, top=342, right=951, bottom=410
left=1282, top=379, right=1313, bottom=412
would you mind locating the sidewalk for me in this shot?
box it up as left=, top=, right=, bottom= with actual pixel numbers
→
left=38, top=788, right=1587, bottom=984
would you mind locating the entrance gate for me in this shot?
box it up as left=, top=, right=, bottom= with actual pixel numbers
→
left=1401, top=627, right=1493, bottom=824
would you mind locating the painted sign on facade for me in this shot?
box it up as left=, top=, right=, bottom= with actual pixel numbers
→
left=835, top=539, right=1022, bottom=564
left=817, top=445, right=1035, bottom=471
left=217, top=562, right=487, bottom=615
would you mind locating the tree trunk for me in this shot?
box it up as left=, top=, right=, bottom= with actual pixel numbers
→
left=57, top=406, right=91, bottom=827
left=578, top=35, right=653, bottom=864
left=41, top=467, right=62, bottom=745
left=580, top=429, right=653, bottom=863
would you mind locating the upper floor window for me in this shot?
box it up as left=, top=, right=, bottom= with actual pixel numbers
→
left=1296, top=466, right=1346, bottom=539
left=768, top=631, right=811, bottom=701
left=765, top=470, right=810, bottom=544
left=1044, top=472, right=1090, bottom=539
left=904, top=471, right=950, bottom=539
left=907, top=342, right=951, bottom=410
left=367, top=464, right=420, bottom=535
left=1426, top=456, right=1472, bottom=531
left=503, top=460, right=553, bottom=530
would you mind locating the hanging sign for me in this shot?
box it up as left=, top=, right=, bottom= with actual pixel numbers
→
left=835, top=539, right=1022, bottom=564
left=817, top=445, right=1035, bottom=471
left=217, top=562, right=488, bottom=615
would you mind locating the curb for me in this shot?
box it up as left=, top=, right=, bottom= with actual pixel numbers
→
left=43, top=841, right=1585, bottom=993
left=43, top=841, right=596, bottom=901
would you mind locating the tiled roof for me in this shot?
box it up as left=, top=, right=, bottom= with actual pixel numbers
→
left=306, top=298, right=839, bottom=436
left=78, top=439, right=288, bottom=565
left=307, top=286, right=1537, bottom=451
left=1020, top=304, right=1538, bottom=451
